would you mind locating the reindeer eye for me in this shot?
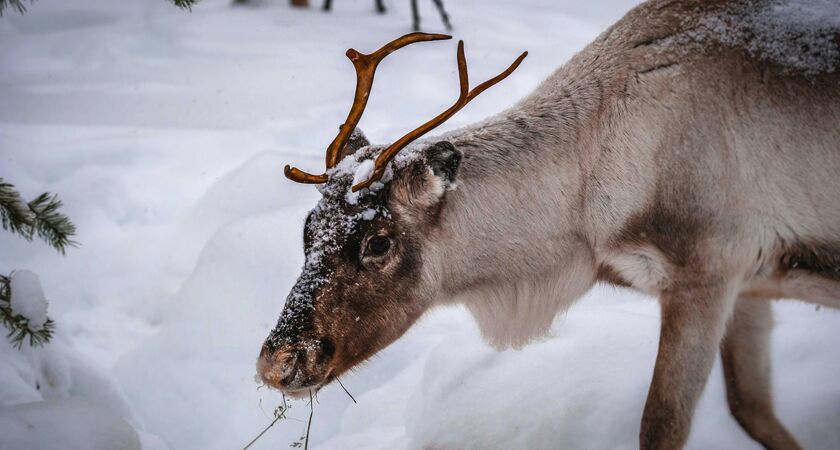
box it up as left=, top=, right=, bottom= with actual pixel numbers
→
left=366, top=235, right=391, bottom=257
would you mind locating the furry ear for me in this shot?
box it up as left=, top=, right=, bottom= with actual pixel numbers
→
left=425, top=141, right=461, bottom=187
left=339, top=128, right=370, bottom=161
left=390, top=141, right=462, bottom=221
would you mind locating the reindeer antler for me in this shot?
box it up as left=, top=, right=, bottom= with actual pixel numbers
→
left=351, top=41, right=527, bottom=192
left=284, top=32, right=452, bottom=184
left=283, top=34, right=527, bottom=191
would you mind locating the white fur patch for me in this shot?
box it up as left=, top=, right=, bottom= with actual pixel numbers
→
left=603, top=247, right=669, bottom=295
left=457, top=254, right=596, bottom=350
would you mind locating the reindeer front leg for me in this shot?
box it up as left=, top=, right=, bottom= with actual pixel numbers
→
left=641, top=276, right=737, bottom=450
left=721, top=299, right=802, bottom=450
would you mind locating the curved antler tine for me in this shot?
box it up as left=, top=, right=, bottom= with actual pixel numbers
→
left=284, top=165, right=328, bottom=184
left=324, top=32, right=452, bottom=169
left=465, top=50, right=528, bottom=102
left=456, top=41, right=469, bottom=99
left=284, top=32, right=450, bottom=186
left=351, top=44, right=528, bottom=192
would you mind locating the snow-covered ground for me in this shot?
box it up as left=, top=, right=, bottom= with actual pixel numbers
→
left=1, top=0, right=839, bottom=449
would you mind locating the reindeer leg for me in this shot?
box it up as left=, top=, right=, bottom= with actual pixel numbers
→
left=430, top=0, right=452, bottom=31
left=375, top=0, right=385, bottom=14
left=411, top=0, right=420, bottom=31
left=323, top=0, right=331, bottom=11
left=721, top=299, right=802, bottom=450
left=641, top=276, right=737, bottom=450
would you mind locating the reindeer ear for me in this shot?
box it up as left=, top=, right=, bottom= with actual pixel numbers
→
left=425, top=141, right=461, bottom=187
left=339, top=128, right=370, bottom=160
left=389, top=141, right=461, bottom=220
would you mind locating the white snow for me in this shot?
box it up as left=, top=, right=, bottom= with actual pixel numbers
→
left=9, top=270, right=48, bottom=330
left=1, top=1, right=839, bottom=450
left=0, top=398, right=141, bottom=450
left=690, top=0, right=840, bottom=74
left=360, top=208, right=377, bottom=221
left=347, top=158, right=376, bottom=204
left=0, top=307, right=165, bottom=450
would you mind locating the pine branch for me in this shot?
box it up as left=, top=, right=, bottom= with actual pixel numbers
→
left=1, top=0, right=195, bottom=16
left=0, top=0, right=32, bottom=16
left=0, top=179, right=32, bottom=236
left=0, top=178, right=77, bottom=255
left=172, top=0, right=199, bottom=10
left=0, top=274, right=54, bottom=349
left=27, top=193, right=78, bottom=255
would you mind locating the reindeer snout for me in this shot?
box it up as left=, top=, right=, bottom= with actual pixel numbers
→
left=257, top=344, right=300, bottom=389
left=257, top=339, right=335, bottom=392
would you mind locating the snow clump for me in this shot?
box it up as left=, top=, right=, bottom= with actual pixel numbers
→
left=9, top=270, right=49, bottom=330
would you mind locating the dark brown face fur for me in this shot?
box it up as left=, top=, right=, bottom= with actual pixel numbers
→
left=257, top=142, right=459, bottom=396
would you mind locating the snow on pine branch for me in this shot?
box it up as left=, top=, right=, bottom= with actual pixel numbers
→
left=0, top=272, right=55, bottom=349
left=0, top=178, right=77, bottom=255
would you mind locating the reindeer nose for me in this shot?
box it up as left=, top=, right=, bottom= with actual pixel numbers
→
left=257, top=338, right=337, bottom=391
left=257, top=344, right=300, bottom=389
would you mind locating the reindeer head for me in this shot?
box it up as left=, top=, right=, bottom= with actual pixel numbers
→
left=257, top=33, right=526, bottom=396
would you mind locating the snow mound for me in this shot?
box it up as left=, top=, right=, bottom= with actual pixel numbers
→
left=0, top=272, right=166, bottom=450
left=9, top=270, right=48, bottom=330
left=0, top=398, right=142, bottom=450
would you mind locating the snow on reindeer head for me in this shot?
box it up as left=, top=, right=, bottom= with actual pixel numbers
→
left=256, top=33, right=526, bottom=396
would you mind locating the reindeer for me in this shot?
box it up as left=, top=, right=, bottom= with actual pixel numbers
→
left=257, top=0, right=840, bottom=448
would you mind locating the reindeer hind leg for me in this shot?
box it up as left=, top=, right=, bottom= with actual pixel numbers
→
left=721, top=298, right=802, bottom=450
left=411, top=0, right=420, bottom=31
left=430, top=0, right=452, bottom=31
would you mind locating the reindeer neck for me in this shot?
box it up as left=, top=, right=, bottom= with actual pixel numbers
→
left=428, top=56, right=614, bottom=298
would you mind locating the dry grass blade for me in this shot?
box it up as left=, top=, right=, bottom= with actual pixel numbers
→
left=304, top=389, right=315, bottom=450
left=242, top=394, right=288, bottom=450
left=336, top=376, right=357, bottom=404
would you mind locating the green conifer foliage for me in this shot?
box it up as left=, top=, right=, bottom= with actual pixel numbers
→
left=1, top=0, right=198, bottom=16
left=0, top=178, right=76, bottom=348
left=172, top=0, right=200, bottom=9
left=0, top=0, right=31, bottom=16
left=0, top=179, right=77, bottom=254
